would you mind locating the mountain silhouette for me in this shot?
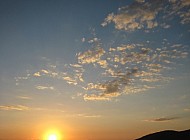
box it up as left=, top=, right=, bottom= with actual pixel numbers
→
left=136, top=129, right=190, bottom=140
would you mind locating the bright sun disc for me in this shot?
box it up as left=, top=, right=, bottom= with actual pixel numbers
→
left=43, top=130, right=62, bottom=140
left=48, top=134, right=57, bottom=140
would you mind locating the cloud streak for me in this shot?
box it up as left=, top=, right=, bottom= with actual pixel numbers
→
left=0, top=105, right=29, bottom=111
left=144, top=117, right=180, bottom=122
left=36, top=86, right=54, bottom=90
left=17, top=96, right=32, bottom=100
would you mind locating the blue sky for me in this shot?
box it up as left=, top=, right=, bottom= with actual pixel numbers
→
left=0, top=0, right=190, bottom=140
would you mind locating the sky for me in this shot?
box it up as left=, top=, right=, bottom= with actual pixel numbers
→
left=0, top=0, right=190, bottom=140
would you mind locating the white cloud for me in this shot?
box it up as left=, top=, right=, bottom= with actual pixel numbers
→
left=88, top=37, right=99, bottom=43
left=36, top=86, right=54, bottom=90
left=81, top=37, right=85, bottom=42
left=41, top=69, right=49, bottom=74
left=33, top=72, right=41, bottom=77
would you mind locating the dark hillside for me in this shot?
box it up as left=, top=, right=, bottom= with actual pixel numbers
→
left=136, top=129, right=190, bottom=140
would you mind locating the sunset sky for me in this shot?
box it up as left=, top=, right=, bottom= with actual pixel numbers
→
left=0, top=0, right=190, bottom=140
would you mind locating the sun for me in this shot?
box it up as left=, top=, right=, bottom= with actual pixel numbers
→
left=43, top=129, right=62, bottom=140
left=48, top=134, right=57, bottom=140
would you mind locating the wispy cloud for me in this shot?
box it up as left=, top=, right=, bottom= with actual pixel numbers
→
left=144, top=117, right=180, bottom=122
left=0, top=105, right=29, bottom=111
left=184, top=107, right=190, bottom=112
left=64, top=113, right=102, bottom=118
left=75, top=113, right=102, bottom=118
left=17, top=96, right=32, bottom=100
left=0, top=104, right=66, bottom=113
left=36, top=86, right=54, bottom=90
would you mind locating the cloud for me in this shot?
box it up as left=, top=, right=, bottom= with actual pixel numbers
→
left=83, top=92, right=121, bottom=101
left=22, top=40, right=186, bottom=101
left=77, top=43, right=105, bottom=64
left=63, top=76, right=78, bottom=85
left=33, top=72, right=41, bottom=77
left=64, top=113, right=102, bottom=118
left=17, top=96, right=32, bottom=100
left=0, top=105, right=65, bottom=113
left=78, top=41, right=188, bottom=100
left=135, top=0, right=145, bottom=3
left=15, top=76, right=30, bottom=85
left=103, top=82, right=120, bottom=94
left=33, top=69, right=56, bottom=78
left=102, top=0, right=190, bottom=31
left=83, top=94, right=111, bottom=101
left=82, top=115, right=102, bottom=118
left=97, top=60, right=108, bottom=68
left=83, top=81, right=122, bottom=101
left=62, top=67, right=84, bottom=85
left=0, top=105, right=29, bottom=111
left=171, top=0, right=190, bottom=24
left=184, top=108, right=190, bottom=112
left=81, top=37, right=85, bottom=42
left=36, top=86, right=54, bottom=90
left=124, top=85, right=155, bottom=94
left=144, top=117, right=180, bottom=122
left=88, top=37, right=99, bottom=43
left=70, top=64, right=83, bottom=68
left=14, top=2, right=189, bottom=101
left=16, top=39, right=188, bottom=101
left=41, top=69, right=49, bottom=74
left=101, top=0, right=162, bottom=31
left=75, top=113, right=102, bottom=118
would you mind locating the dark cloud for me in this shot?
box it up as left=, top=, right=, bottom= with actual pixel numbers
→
left=145, top=117, right=180, bottom=122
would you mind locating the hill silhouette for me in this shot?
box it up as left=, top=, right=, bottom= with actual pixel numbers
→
left=136, top=129, right=190, bottom=140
